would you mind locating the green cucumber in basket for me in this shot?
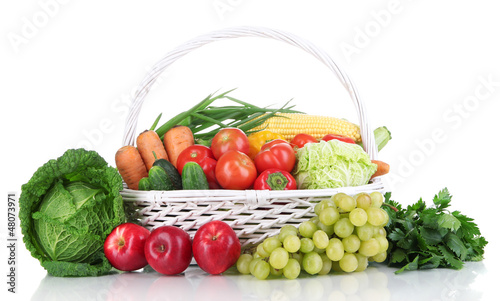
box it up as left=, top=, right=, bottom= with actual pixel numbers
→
left=138, top=177, right=152, bottom=191
left=181, top=162, right=209, bottom=190
left=153, top=158, right=183, bottom=190
left=148, top=166, right=176, bottom=191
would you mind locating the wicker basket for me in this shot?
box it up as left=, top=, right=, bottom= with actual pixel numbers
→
left=120, top=26, right=385, bottom=247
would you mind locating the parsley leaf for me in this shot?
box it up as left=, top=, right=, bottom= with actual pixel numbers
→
left=437, top=213, right=461, bottom=232
left=383, top=188, right=487, bottom=273
left=433, top=187, right=452, bottom=210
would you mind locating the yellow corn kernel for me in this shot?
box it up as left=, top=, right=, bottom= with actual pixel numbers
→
left=251, top=113, right=361, bottom=143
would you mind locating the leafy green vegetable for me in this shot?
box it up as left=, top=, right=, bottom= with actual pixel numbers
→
left=293, top=140, right=377, bottom=189
left=19, top=148, right=125, bottom=277
left=383, top=188, right=487, bottom=273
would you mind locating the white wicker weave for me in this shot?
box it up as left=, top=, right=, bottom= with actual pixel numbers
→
left=120, top=26, right=385, bottom=247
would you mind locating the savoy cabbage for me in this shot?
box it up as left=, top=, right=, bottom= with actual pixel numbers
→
left=19, top=148, right=125, bottom=277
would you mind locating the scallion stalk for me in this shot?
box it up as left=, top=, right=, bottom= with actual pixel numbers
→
left=154, top=89, right=302, bottom=141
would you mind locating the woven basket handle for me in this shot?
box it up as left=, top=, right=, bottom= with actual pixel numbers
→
left=122, top=26, right=378, bottom=159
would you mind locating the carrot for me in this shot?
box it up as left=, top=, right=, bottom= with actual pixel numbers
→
left=163, top=125, right=195, bottom=168
left=115, top=145, right=149, bottom=190
left=136, top=130, right=169, bottom=170
left=371, top=160, right=390, bottom=179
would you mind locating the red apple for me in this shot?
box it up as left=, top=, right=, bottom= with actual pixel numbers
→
left=104, top=223, right=150, bottom=271
left=193, top=221, right=241, bottom=275
left=144, top=226, right=192, bottom=275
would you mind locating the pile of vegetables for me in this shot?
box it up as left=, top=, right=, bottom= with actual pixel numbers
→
left=17, top=91, right=488, bottom=280
left=19, top=149, right=125, bottom=277
left=115, top=90, right=391, bottom=192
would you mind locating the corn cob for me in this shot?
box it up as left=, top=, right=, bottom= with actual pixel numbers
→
left=250, top=113, right=362, bottom=143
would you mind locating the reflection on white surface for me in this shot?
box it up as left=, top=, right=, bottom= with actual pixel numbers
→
left=30, top=262, right=486, bottom=301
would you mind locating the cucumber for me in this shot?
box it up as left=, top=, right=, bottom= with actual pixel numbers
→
left=181, top=162, right=209, bottom=190
left=138, top=177, right=151, bottom=191
left=153, top=158, right=182, bottom=190
left=148, top=166, right=175, bottom=191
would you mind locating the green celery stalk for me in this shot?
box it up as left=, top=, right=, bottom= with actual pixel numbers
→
left=357, top=126, right=392, bottom=152
left=374, top=126, right=392, bottom=151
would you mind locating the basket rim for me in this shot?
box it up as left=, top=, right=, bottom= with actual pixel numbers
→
left=120, top=177, right=385, bottom=203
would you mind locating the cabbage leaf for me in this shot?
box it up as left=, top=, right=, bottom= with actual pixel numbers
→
left=293, top=140, right=377, bottom=189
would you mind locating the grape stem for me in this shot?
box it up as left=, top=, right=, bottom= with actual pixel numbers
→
left=244, top=246, right=257, bottom=255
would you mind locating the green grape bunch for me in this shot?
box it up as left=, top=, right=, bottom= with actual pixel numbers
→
left=236, top=191, right=390, bottom=280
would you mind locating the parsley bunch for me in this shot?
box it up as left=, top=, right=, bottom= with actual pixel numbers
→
left=383, top=188, right=487, bottom=274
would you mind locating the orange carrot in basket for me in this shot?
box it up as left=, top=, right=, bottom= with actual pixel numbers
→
left=137, top=130, right=169, bottom=170
left=371, top=160, right=390, bottom=179
left=163, top=125, right=195, bottom=168
left=115, top=145, right=149, bottom=190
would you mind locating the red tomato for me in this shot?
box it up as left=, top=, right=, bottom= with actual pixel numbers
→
left=290, top=134, right=317, bottom=149
left=177, top=145, right=215, bottom=173
left=211, top=128, right=250, bottom=160
left=196, top=157, right=220, bottom=189
left=177, top=145, right=220, bottom=189
left=254, top=169, right=297, bottom=190
left=254, top=142, right=296, bottom=174
left=322, top=134, right=356, bottom=144
left=215, top=150, right=257, bottom=190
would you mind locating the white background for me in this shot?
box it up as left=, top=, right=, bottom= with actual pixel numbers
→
left=1, top=1, right=499, bottom=300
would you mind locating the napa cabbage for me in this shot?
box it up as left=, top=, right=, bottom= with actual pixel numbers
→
left=293, top=140, right=377, bottom=189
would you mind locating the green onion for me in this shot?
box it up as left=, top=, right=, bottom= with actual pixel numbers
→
left=149, top=113, right=163, bottom=131
left=154, top=89, right=302, bottom=141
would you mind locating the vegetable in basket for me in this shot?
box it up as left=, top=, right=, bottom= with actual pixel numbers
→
left=293, top=140, right=378, bottom=189
left=291, top=133, right=317, bottom=149
left=163, top=125, right=195, bottom=168
left=152, top=155, right=183, bottom=190
left=115, top=145, right=148, bottom=190
left=215, top=150, right=257, bottom=190
left=153, top=89, right=302, bottom=144
left=19, top=148, right=126, bottom=277
left=177, top=145, right=220, bottom=189
left=254, top=169, right=297, bottom=190
left=138, top=156, right=182, bottom=191
left=322, top=134, right=356, bottom=144
left=147, top=166, right=176, bottom=191
left=181, top=162, right=210, bottom=190
left=116, top=126, right=189, bottom=190
left=254, top=140, right=296, bottom=174
left=252, top=113, right=392, bottom=152
left=137, top=130, right=169, bottom=170
left=373, top=126, right=391, bottom=152
left=150, top=89, right=391, bottom=151
left=370, top=160, right=390, bottom=179
left=250, top=112, right=362, bottom=143
left=247, top=130, right=285, bottom=159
